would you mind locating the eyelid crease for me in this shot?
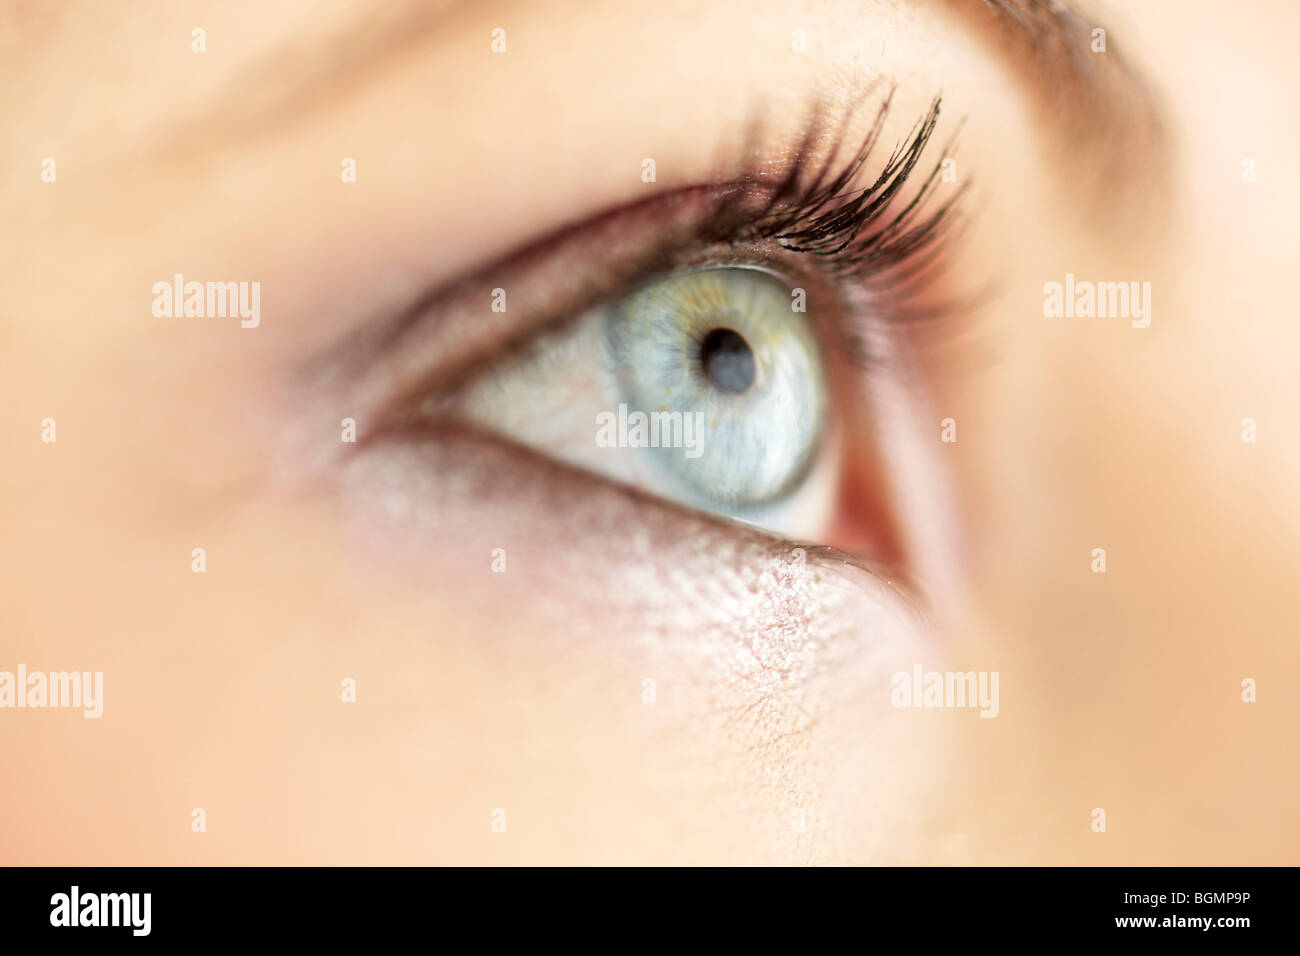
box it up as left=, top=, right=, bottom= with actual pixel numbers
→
left=296, top=88, right=971, bottom=451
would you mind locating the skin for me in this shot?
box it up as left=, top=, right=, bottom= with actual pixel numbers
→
left=2, top=0, right=1297, bottom=864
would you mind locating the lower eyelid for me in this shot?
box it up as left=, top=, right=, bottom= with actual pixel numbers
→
left=336, top=422, right=928, bottom=796
left=337, top=421, right=920, bottom=621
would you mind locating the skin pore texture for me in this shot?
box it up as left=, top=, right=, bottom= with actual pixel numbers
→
left=2, top=0, right=1298, bottom=864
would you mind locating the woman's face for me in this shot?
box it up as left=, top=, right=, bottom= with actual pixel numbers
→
left=5, top=0, right=1297, bottom=863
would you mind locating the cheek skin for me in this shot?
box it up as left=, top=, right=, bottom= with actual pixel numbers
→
left=338, top=425, right=926, bottom=862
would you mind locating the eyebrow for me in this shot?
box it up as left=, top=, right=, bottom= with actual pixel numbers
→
left=357, top=2, right=1155, bottom=167
left=964, top=0, right=1169, bottom=201
left=139, top=0, right=1165, bottom=217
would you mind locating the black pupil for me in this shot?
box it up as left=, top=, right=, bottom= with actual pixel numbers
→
left=700, top=328, right=756, bottom=394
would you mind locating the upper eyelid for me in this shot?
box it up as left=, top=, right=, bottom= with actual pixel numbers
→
left=295, top=183, right=752, bottom=436
left=294, top=93, right=965, bottom=442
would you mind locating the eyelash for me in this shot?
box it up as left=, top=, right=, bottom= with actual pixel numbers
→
left=717, top=91, right=961, bottom=267
left=693, top=89, right=969, bottom=326
left=481, top=90, right=972, bottom=380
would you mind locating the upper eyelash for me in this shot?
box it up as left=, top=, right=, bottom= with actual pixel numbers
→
left=303, top=88, right=970, bottom=424
left=784, top=96, right=967, bottom=279
left=701, top=90, right=970, bottom=324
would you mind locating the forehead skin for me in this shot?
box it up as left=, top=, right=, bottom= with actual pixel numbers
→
left=2, top=0, right=1298, bottom=864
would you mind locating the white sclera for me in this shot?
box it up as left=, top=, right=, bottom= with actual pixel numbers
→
left=443, top=265, right=837, bottom=539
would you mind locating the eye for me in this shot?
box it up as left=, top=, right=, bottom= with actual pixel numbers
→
left=437, top=265, right=839, bottom=539
left=328, top=94, right=961, bottom=564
